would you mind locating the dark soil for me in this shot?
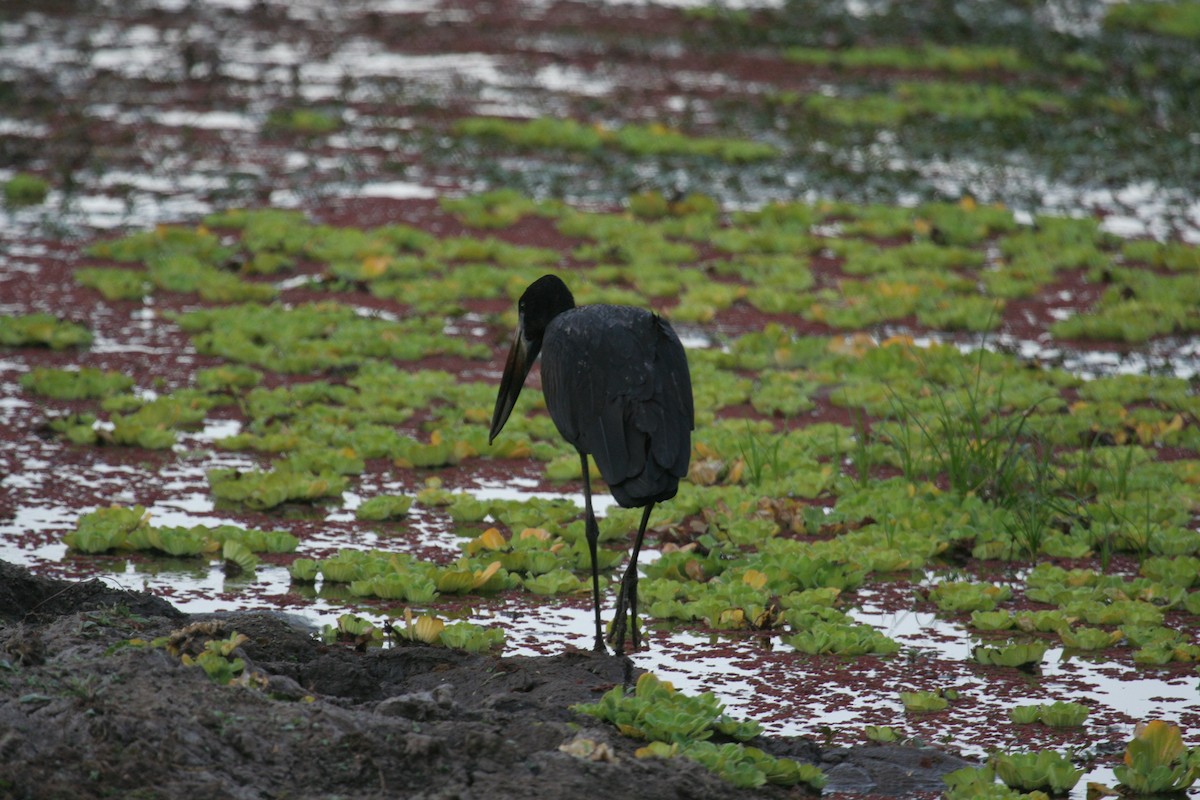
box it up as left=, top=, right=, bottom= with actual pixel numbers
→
left=0, top=560, right=972, bottom=799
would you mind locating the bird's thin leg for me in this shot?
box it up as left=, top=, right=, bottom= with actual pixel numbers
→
left=610, top=502, right=654, bottom=654
left=580, top=452, right=606, bottom=653
left=626, top=503, right=653, bottom=650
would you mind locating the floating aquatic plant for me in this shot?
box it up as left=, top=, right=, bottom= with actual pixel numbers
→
left=3, top=172, right=50, bottom=206
left=900, top=690, right=951, bottom=713
left=786, top=620, right=901, bottom=657
left=264, top=107, right=342, bottom=135
left=1058, top=626, right=1122, bottom=651
left=574, top=673, right=824, bottom=790
left=863, top=725, right=903, bottom=743
left=386, top=610, right=505, bottom=653
left=0, top=313, right=92, bottom=349
left=20, top=367, right=134, bottom=400
left=1113, top=720, right=1200, bottom=795
left=63, top=507, right=298, bottom=560
left=64, top=506, right=152, bottom=553
left=971, top=642, right=1049, bottom=671
left=207, top=466, right=347, bottom=510
left=454, top=116, right=777, bottom=163
left=990, top=750, right=1082, bottom=794
left=1009, top=701, right=1089, bottom=728
left=354, top=494, right=414, bottom=521
left=929, top=581, right=1013, bottom=613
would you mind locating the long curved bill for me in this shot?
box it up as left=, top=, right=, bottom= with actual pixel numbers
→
left=489, top=324, right=532, bottom=444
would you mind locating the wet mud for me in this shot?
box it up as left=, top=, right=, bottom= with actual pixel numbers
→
left=0, top=560, right=972, bottom=799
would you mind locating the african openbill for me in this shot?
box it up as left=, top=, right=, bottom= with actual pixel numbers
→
left=489, top=274, right=694, bottom=653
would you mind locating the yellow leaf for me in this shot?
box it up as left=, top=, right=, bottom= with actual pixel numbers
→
left=636, top=672, right=674, bottom=694
left=827, top=332, right=877, bottom=356
left=560, top=737, right=619, bottom=762
left=635, top=741, right=678, bottom=759
left=1126, top=720, right=1185, bottom=767
left=881, top=334, right=916, bottom=349
left=519, top=527, right=551, bottom=542
left=493, top=439, right=531, bottom=458
left=688, top=458, right=724, bottom=486
left=1179, top=461, right=1200, bottom=484
left=1086, top=781, right=1119, bottom=799
left=717, top=608, right=746, bottom=628
left=464, top=407, right=490, bottom=424
left=742, top=569, right=768, bottom=590
left=693, top=441, right=719, bottom=460
left=410, top=615, right=445, bottom=644
left=959, top=195, right=977, bottom=212
left=752, top=603, right=781, bottom=630
left=477, top=527, right=507, bottom=551
left=471, top=560, right=502, bottom=589
left=361, top=255, right=390, bottom=278
left=616, top=723, right=644, bottom=739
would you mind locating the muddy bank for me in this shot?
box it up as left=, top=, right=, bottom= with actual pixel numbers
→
left=0, top=560, right=971, bottom=799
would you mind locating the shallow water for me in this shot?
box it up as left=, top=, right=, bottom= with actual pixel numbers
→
left=3, top=2, right=1199, bottom=795
left=3, top=1, right=1199, bottom=241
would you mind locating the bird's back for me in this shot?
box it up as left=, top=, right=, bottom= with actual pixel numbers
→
left=540, top=304, right=693, bottom=508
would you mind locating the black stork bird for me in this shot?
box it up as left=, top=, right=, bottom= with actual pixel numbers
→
left=489, top=274, right=694, bottom=654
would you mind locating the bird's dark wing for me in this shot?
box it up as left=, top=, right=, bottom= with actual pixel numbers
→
left=541, top=306, right=693, bottom=507
left=647, top=314, right=694, bottom=479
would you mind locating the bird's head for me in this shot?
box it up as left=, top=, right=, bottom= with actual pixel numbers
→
left=489, top=275, right=575, bottom=444
left=517, top=274, right=575, bottom=346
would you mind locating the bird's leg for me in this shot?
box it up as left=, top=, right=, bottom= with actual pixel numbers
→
left=609, top=503, right=654, bottom=654
left=580, top=453, right=606, bottom=654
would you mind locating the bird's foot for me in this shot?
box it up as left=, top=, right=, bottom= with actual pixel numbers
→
left=607, top=606, right=629, bottom=655
left=606, top=577, right=640, bottom=655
